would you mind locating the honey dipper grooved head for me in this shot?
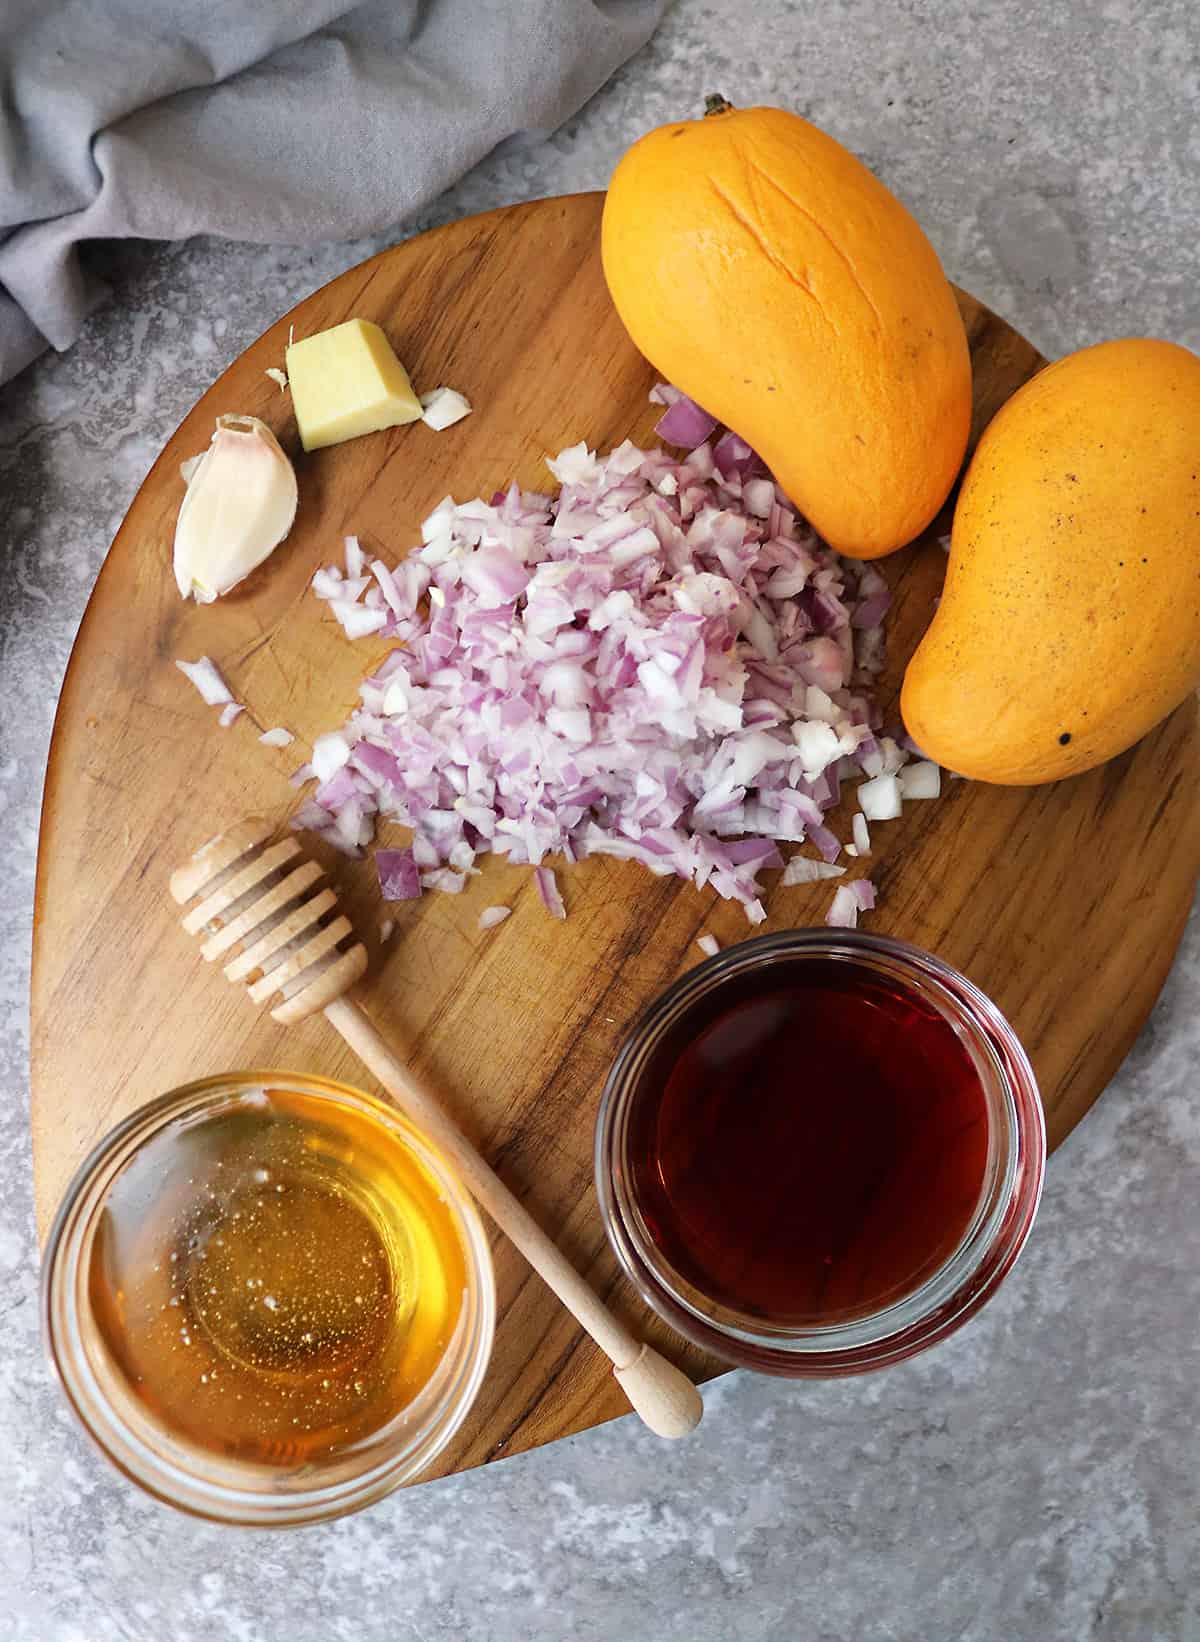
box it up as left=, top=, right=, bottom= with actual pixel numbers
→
left=170, top=816, right=368, bottom=1024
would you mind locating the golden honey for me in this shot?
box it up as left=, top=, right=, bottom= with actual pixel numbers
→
left=87, top=1082, right=468, bottom=1464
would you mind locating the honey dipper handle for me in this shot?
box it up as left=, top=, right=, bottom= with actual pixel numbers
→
left=323, top=994, right=702, bottom=1440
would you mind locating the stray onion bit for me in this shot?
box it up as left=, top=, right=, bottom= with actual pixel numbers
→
left=218, top=702, right=244, bottom=728
left=899, top=760, right=942, bottom=800
left=376, top=848, right=421, bottom=901
left=826, top=884, right=860, bottom=929
left=258, top=726, right=295, bottom=748
left=265, top=367, right=289, bottom=393
left=696, top=934, right=720, bottom=957
left=479, top=905, right=512, bottom=931
left=419, top=387, right=472, bottom=431
left=534, top=866, right=566, bottom=920
left=781, top=856, right=845, bottom=886
left=173, top=415, right=298, bottom=603
left=175, top=655, right=233, bottom=706
left=379, top=918, right=395, bottom=942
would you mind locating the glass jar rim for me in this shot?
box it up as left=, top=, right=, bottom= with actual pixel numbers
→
left=595, top=931, right=1045, bottom=1377
left=41, top=1070, right=496, bottom=1526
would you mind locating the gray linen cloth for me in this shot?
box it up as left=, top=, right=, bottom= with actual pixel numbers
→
left=0, top=0, right=664, bottom=385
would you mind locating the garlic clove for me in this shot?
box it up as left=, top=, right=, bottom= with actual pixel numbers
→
left=173, top=414, right=298, bottom=602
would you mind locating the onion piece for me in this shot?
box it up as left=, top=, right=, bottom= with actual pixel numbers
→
left=312, top=732, right=351, bottom=784
left=852, top=812, right=871, bottom=854
left=848, top=878, right=877, bottom=912
left=858, top=773, right=902, bottom=821
left=259, top=726, right=295, bottom=748
left=899, top=760, right=942, bottom=800
left=376, top=849, right=421, bottom=901
left=534, top=866, right=566, bottom=920
left=781, top=855, right=846, bottom=886
left=479, top=905, right=512, bottom=930
left=696, top=934, right=720, bottom=957
left=654, top=393, right=718, bottom=447
left=218, top=702, right=244, bottom=728
left=379, top=918, right=395, bottom=942
left=176, top=656, right=234, bottom=706
left=420, top=387, right=473, bottom=430
left=826, top=885, right=859, bottom=929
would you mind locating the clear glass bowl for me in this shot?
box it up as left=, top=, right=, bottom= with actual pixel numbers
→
left=41, top=1071, right=495, bottom=1526
left=595, top=931, right=1045, bottom=1376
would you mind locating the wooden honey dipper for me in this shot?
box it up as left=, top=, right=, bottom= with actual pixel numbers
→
left=170, top=816, right=703, bottom=1441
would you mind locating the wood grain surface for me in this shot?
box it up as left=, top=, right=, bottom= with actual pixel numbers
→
left=30, top=194, right=1200, bottom=1481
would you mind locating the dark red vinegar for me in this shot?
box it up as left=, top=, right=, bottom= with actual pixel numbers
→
left=627, top=957, right=990, bottom=1326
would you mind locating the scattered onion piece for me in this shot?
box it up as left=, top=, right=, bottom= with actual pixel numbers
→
left=479, top=905, right=512, bottom=931
left=826, top=885, right=860, bottom=929
left=696, top=934, right=720, bottom=957
left=420, top=388, right=472, bottom=430
left=376, top=848, right=421, bottom=901
left=259, top=726, right=295, bottom=748
left=899, top=760, right=942, bottom=800
left=176, top=655, right=234, bottom=706
left=781, top=856, right=846, bottom=887
left=218, top=702, right=244, bottom=728
left=534, top=866, right=566, bottom=920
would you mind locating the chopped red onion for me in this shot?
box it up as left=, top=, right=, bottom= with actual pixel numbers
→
left=848, top=878, right=877, bottom=912
left=852, top=812, right=871, bottom=854
left=376, top=848, right=421, bottom=901
left=479, top=905, right=511, bottom=930
left=218, top=702, right=244, bottom=728
left=899, top=760, right=942, bottom=800
left=781, top=855, right=845, bottom=887
left=858, top=773, right=902, bottom=821
left=534, top=865, right=566, bottom=920
left=826, top=885, right=859, bottom=929
left=696, top=934, right=720, bottom=957
left=654, top=393, right=718, bottom=448
left=259, top=726, right=294, bottom=748
left=176, top=656, right=233, bottom=706
left=298, top=408, right=932, bottom=921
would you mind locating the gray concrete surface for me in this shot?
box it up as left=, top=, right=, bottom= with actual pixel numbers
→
left=1, top=2, right=1198, bottom=1638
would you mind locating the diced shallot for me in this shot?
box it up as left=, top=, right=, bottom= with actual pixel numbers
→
left=858, top=773, right=902, bottom=821
left=826, top=885, right=860, bottom=929
left=899, top=760, right=942, bottom=800
left=534, top=866, right=566, bottom=920
left=781, top=856, right=846, bottom=887
left=376, top=848, right=421, bottom=901
left=479, top=905, right=512, bottom=930
left=696, top=934, right=720, bottom=957
left=296, top=401, right=935, bottom=924
left=176, top=656, right=233, bottom=706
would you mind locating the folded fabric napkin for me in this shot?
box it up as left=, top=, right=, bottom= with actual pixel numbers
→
left=0, top=0, right=664, bottom=385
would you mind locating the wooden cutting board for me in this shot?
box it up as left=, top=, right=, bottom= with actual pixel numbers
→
left=31, top=194, right=1200, bottom=1481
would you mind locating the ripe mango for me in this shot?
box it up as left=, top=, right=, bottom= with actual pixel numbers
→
left=901, top=338, right=1200, bottom=784
left=601, top=100, right=971, bottom=559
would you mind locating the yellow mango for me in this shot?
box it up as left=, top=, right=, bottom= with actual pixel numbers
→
left=601, top=99, right=972, bottom=559
left=901, top=337, right=1200, bottom=784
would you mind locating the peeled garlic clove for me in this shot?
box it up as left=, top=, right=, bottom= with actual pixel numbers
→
left=173, top=415, right=298, bottom=602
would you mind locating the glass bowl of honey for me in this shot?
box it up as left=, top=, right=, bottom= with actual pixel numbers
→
left=42, top=1072, right=495, bottom=1525
left=596, top=931, right=1044, bottom=1376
